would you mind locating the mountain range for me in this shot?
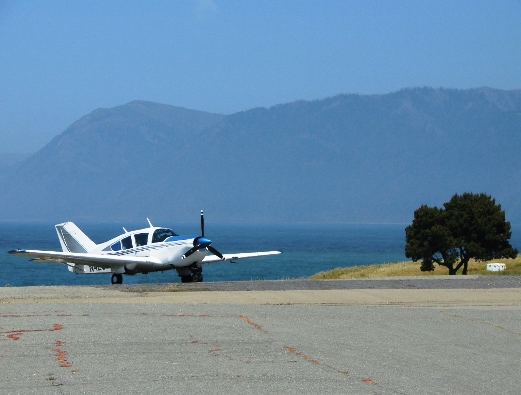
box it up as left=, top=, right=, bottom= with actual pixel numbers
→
left=1, top=87, right=520, bottom=224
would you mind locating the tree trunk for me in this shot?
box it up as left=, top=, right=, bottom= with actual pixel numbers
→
left=453, top=260, right=465, bottom=275
left=462, top=260, right=468, bottom=275
left=448, top=267, right=457, bottom=275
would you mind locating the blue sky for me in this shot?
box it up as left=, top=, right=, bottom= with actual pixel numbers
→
left=1, top=0, right=520, bottom=153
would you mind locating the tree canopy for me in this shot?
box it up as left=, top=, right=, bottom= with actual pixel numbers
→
left=405, top=193, right=518, bottom=275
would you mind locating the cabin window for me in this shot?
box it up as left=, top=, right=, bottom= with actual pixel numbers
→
left=110, top=241, right=122, bottom=251
left=152, top=229, right=178, bottom=243
left=121, top=236, right=133, bottom=250
left=134, top=233, right=149, bottom=247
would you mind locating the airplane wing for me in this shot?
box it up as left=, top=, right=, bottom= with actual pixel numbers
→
left=202, top=250, right=282, bottom=263
left=8, top=249, right=162, bottom=269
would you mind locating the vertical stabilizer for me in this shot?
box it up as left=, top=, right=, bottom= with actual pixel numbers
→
left=55, top=222, right=97, bottom=253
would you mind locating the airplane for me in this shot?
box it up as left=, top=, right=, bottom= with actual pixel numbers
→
left=8, top=211, right=281, bottom=284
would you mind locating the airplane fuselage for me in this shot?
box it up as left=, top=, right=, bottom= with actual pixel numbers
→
left=71, top=226, right=207, bottom=275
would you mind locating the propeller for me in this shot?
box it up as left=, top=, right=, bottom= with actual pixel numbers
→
left=182, top=210, right=224, bottom=260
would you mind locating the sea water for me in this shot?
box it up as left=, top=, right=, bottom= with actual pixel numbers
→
left=1, top=222, right=519, bottom=287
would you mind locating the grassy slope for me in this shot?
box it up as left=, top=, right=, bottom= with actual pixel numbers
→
left=309, top=256, right=521, bottom=279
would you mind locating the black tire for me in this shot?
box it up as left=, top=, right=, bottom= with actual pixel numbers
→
left=181, top=275, right=193, bottom=283
left=111, top=273, right=123, bottom=284
left=189, top=264, right=203, bottom=282
left=191, top=273, right=203, bottom=282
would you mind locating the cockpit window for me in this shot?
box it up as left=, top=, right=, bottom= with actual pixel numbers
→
left=152, top=228, right=178, bottom=243
left=134, top=233, right=148, bottom=247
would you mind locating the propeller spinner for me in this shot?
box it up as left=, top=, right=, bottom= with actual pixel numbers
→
left=182, top=211, right=224, bottom=260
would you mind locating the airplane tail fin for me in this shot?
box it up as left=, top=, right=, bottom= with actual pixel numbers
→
left=55, top=222, right=97, bottom=253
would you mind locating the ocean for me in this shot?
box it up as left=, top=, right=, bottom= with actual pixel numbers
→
left=1, top=221, right=519, bottom=287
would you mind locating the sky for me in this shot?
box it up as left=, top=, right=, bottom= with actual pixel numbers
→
left=1, top=0, right=520, bottom=153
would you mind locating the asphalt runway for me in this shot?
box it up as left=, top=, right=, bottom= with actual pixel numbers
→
left=1, top=278, right=520, bottom=394
left=114, top=274, right=521, bottom=292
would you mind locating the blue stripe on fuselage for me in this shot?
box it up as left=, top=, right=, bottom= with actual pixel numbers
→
left=165, top=235, right=196, bottom=242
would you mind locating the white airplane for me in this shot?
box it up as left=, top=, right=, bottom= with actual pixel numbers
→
left=8, top=211, right=281, bottom=284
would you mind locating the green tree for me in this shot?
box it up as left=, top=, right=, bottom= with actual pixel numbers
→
left=405, top=193, right=518, bottom=275
left=405, top=205, right=459, bottom=274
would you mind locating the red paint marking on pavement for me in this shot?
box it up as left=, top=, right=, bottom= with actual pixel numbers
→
left=7, top=332, right=21, bottom=340
left=54, top=341, right=72, bottom=368
left=239, top=315, right=268, bottom=333
left=3, top=323, right=64, bottom=341
left=284, top=346, right=320, bottom=365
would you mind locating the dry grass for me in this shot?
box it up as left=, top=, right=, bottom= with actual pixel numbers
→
left=309, top=255, right=521, bottom=279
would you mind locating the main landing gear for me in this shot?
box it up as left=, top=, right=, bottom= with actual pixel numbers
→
left=109, top=264, right=204, bottom=285
left=178, top=263, right=203, bottom=283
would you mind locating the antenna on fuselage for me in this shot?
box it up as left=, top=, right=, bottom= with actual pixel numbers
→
left=147, top=218, right=153, bottom=227
left=122, top=227, right=128, bottom=233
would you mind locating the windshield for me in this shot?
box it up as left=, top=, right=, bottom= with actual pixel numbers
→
left=152, top=228, right=178, bottom=243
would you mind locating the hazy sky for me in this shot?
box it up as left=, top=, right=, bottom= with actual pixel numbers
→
left=1, top=0, right=520, bottom=153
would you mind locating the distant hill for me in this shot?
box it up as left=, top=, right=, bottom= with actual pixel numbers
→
left=0, top=153, right=32, bottom=167
left=1, top=88, right=520, bottom=224
left=0, top=154, right=29, bottom=182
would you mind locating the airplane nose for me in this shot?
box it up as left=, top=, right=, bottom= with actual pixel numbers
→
left=197, top=237, right=212, bottom=248
left=182, top=211, right=224, bottom=261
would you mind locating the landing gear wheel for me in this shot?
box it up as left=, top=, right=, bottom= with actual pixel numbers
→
left=111, top=273, right=123, bottom=284
left=189, top=263, right=203, bottom=283
left=181, top=275, right=193, bottom=283
left=192, top=273, right=203, bottom=283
